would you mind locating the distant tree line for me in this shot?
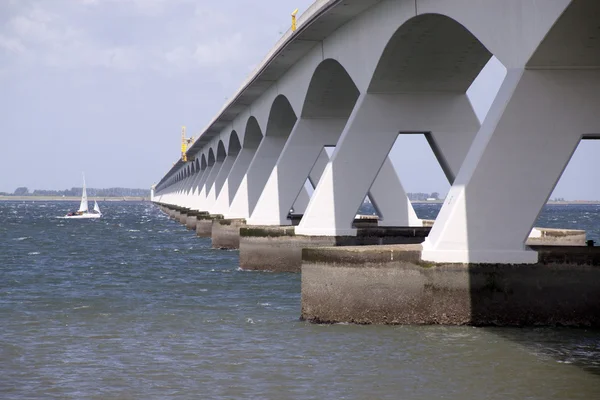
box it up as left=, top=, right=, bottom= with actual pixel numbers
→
left=9, top=187, right=150, bottom=197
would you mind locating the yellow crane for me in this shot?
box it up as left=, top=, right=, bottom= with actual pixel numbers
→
left=181, top=126, right=195, bottom=162
left=291, top=9, right=299, bottom=31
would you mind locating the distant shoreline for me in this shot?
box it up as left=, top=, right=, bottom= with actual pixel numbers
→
left=2, top=196, right=598, bottom=205
left=0, top=196, right=149, bottom=202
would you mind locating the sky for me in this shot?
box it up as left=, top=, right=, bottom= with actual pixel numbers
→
left=0, top=0, right=598, bottom=199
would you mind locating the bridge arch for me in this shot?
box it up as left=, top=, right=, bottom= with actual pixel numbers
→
left=369, top=13, right=491, bottom=94
left=207, top=148, right=215, bottom=167
left=216, top=140, right=227, bottom=162
left=243, top=117, right=263, bottom=149
left=265, top=95, right=297, bottom=137
left=528, top=0, right=600, bottom=69
left=302, top=59, right=359, bottom=120
left=228, top=130, right=241, bottom=156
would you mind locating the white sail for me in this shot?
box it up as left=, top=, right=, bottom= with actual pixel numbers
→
left=93, top=200, right=101, bottom=214
left=78, top=173, right=88, bottom=212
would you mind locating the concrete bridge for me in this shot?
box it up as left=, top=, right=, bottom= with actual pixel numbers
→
left=153, top=0, right=600, bottom=326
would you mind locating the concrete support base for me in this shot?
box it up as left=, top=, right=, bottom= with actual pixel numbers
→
left=301, top=244, right=600, bottom=326
left=185, top=215, right=197, bottom=230
left=214, top=216, right=380, bottom=251
left=178, top=211, right=188, bottom=225
left=184, top=211, right=209, bottom=230
left=195, top=214, right=224, bottom=238
left=527, top=227, right=586, bottom=246
left=211, top=219, right=247, bottom=249
left=240, top=226, right=430, bottom=273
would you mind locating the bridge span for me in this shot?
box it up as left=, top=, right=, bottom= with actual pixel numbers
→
left=153, top=0, right=600, bottom=326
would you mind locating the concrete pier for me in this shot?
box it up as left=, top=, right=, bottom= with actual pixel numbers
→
left=239, top=225, right=429, bottom=272
left=301, top=244, right=600, bottom=326
left=238, top=222, right=587, bottom=272
left=211, top=218, right=247, bottom=249
left=185, top=211, right=209, bottom=230
left=177, top=209, right=189, bottom=225
left=196, top=214, right=224, bottom=238
left=527, top=227, right=587, bottom=246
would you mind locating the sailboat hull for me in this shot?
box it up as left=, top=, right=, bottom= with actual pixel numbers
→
left=62, top=213, right=101, bottom=219
left=61, top=173, right=102, bottom=219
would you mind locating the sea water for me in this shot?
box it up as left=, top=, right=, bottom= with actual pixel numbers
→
left=1, top=201, right=599, bottom=399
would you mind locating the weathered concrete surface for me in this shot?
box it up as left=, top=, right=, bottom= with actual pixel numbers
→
left=239, top=225, right=430, bottom=273
left=185, top=215, right=197, bottom=230
left=217, top=217, right=383, bottom=251
left=195, top=214, right=224, bottom=238
left=238, top=224, right=587, bottom=272
left=301, top=244, right=600, bottom=327
left=527, top=227, right=586, bottom=246
left=184, top=211, right=209, bottom=230
left=211, top=219, right=246, bottom=249
left=172, top=210, right=181, bottom=221
left=168, top=206, right=190, bottom=223
left=423, top=220, right=586, bottom=245
left=178, top=212, right=188, bottom=225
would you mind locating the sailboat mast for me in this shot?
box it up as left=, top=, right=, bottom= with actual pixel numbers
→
left=78, top=172, right=89, bottom=212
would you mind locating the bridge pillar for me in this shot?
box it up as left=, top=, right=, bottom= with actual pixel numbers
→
left=201, top=160, right=224, bottom=212
left=226, top=136, right=288, bottom=219
left=204, top=155, right=236, bottom=213
left=246, top=118, right=345, bottom=226
left=183, top=169, right=205, bottom=210
left=296, top=92, right=479, bottom=236
left=189, top=165, right=212, bottom=211
left=166, top=177, right=182, bottom=206
left=175, top=176, right=189, bottom=206
left=422, top=69, right=600, bottom=264
left=247, top=116, right=422, bottom=227
left=292, top=148, right=331, bottom=215
left=214, top=148, right=256, bottom=216
left=368, top=156, right=420, bottom=227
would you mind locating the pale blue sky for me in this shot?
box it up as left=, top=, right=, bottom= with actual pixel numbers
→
left=1, top=0, right=598, bottom=199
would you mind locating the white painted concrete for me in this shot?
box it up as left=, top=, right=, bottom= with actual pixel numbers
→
left=185, top=168, right=206, bottom=210
left=227, top=136, right=289, bottom=219
left=154, top=0, right=600, bottom=264
left=247, top=118, right=345, bottom=225
left=215, top=148, right=256, bottom=216
left=205, top=155, right=236, bottom=213
left=368, top=157, right=420, bottom=227
left=422, top=69, right=600, bottom=263
left=189, top=165, right=212, bottom=211
left=296, top=92, right=479, bottom=236
left=294, top=149, right=332, bottom=214
left=202, top=160, right=224, bottom=212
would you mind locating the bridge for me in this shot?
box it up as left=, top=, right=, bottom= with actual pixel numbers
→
left=152, top=0, right=600, bottom=326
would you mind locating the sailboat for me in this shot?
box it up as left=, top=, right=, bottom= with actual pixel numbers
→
left=64, top=174, right=102, bottom=219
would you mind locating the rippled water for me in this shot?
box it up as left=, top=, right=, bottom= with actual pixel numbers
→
left=1, top=201, right=599, bottom=399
